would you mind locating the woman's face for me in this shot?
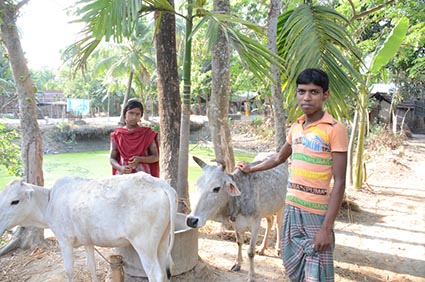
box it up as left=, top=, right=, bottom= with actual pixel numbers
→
left=125, top=107, right=142, bottom=128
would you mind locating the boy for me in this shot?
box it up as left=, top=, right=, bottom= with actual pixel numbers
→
left=237, top=68, right=348, bottom=281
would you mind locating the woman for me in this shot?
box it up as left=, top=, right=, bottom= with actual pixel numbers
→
left=110, top=99, right=159, bottom=177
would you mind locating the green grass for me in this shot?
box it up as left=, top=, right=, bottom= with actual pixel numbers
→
left=0, top=145, right=255, bottom=191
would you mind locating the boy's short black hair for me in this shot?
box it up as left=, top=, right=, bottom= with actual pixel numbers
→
left=123, top=99, right=144, bottom=117
left=296, top=68, right=329, bottom=92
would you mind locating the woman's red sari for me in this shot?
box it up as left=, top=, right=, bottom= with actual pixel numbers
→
left=110, top=126, right=159, bottom=177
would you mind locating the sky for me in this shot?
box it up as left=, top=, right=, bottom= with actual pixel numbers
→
left=17, top=0, right=82, bottom=70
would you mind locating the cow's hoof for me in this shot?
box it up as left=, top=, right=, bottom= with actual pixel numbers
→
left=230, top=264, right=241, bottom=272
left=256, top=247, right=266, bottom=256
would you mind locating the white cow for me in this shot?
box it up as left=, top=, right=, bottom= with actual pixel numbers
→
left=0, top=172, right=177, bottom=282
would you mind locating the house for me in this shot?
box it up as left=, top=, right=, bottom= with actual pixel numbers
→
left=36, top=91, right=67, bottom=119
left=369, top=83, right=425, bottom=133
left=230, top=91, right=261, bottom=115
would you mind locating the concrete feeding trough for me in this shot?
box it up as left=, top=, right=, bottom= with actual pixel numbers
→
left=118, top=213, right=198, bottom=278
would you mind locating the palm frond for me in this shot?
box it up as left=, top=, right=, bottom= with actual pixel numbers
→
left=277, top=4, right=363, bottom=121
left=194, top=12, right=285, bottom=81
left=68, top=0, right=170, bottom=72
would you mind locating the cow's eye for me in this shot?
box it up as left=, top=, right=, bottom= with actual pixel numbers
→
left=212, top=187, right=221, bottom=193
left=10, top=200, right=19, bottom=205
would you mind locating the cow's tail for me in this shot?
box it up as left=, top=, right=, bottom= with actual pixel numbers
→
left=163, top=184, right=177, bottom=279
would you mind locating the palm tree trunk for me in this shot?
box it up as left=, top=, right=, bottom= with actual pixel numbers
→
left=177, top=0, right=193, bottom=214
left=210, top=0, right=235, bottom=172
left=268, top=0, right=286, bottom=150
left=353, top=86, right=368, bottom=189
left=119, top=70, right=134, bottom=125
left=346, top=110, right=358, bottom=188
left=155, top=3, right=181, bottom=188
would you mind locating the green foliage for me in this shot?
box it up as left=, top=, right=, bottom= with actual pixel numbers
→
left=277, top=4, right=363, bottom=122
left=370, top=17, right=409, bottom=74
left=0, top=45, right=15, bottom=96
left=30, top=68, right=61, bottom=91
left=54, top=122, right=77, bottom=144
left=337, top=0, right=424, bottom=98
left=0, top=124, right=23, bottom=177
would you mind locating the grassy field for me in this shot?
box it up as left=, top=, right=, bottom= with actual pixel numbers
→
left=0, top=145, right=255, bottom=190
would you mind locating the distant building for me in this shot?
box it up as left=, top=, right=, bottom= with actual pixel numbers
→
left=369, top=83, right=425, bottom=133
left=36, top=90, right=67, bottom=119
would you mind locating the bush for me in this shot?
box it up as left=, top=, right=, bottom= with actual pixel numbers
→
left=366, top=124, right=406, bottom=153
left=0, top=123, right=23, bottom=177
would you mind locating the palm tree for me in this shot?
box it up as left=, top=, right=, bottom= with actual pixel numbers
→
left=277, top=3, right=363, bottom=122
left=68, top=0, right=314, bottom=206
left=276, top=3, right=364, bottom=191
left=267, top=0, right=286, bottom=150
left=176, top=0, right=193, bottom=213
left=68, top=0, right=182, bottom=186
left=93, top=19, right=156, bottom=124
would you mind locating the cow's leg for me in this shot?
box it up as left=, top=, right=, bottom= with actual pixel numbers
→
left=57, top=241, right=75, bottom=282
left=84, top=245, right=99, bottom=282
left=132, top=239, right=167, bottom=282
left=247, top=221, right=262, bottom=282
left=157, top=222, right=172, bottom=280
left=274, top=207, right=284, bottom=256
left=256, top=215, right=273, bottom=255
left=230, top=230, right=244, bottom=272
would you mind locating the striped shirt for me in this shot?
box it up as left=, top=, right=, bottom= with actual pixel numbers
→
left=286, top=111, right=348, bottom=215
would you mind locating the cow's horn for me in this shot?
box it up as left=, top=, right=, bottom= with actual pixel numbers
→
left=193, top=156, right=207, bottom=168
left=212, top=159, right=226, bottom=171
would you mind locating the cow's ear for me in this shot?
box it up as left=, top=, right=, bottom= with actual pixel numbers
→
left=227, top=183, right=241, bottom=197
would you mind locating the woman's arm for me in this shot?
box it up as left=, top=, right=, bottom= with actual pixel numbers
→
left=128, top=140, right=159, bottom=167
left=110, top=142, right=132, bottom=174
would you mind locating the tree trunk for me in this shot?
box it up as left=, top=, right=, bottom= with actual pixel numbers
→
left=0, top=0, right=45, bottom=255
left=268, top=0, right=286, bottom=150
left=155, top=2, right=181, bottom=189
left=119, top=69, right=134, bottom=125
left=117, top=4, right=182, bottom=275
left=176, top=0, right=193, bottom=214
left=353, top=85, right=368, bottom=189
left=346, top=110, right=358, bottom=188
left=209, top=0, right=234, bottom=172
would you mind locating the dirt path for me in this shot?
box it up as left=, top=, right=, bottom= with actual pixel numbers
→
left=0, top=120, right=424, bottom=281
left=333, top=133, right=425, bottom=282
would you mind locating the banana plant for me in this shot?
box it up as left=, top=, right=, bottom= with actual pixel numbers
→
left=352, top=17, right=409, bottom=189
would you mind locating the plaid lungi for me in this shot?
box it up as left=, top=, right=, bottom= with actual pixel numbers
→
left=282, top=205, right=335, bottom=282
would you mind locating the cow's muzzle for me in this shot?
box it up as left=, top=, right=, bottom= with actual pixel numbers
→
left=186, top=216, right=199, bottom=228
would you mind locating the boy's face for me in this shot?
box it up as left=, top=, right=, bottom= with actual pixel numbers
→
left=296, top=83, right=329, bottom=115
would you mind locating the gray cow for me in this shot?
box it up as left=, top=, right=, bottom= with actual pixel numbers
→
left=186, top=156, right=288, bottom=282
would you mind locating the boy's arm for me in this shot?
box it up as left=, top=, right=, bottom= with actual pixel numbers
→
left=236, top=142, right=292, bottom=173
left=313, top=151, right=347, bottom=252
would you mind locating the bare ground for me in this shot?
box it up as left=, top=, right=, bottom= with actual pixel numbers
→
left=0, top=117, right=424, bottom=282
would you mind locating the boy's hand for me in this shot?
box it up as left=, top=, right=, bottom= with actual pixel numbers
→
left=313, top=228, right=333, bottom=252
left=236, top=161, right=251, bottom=173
